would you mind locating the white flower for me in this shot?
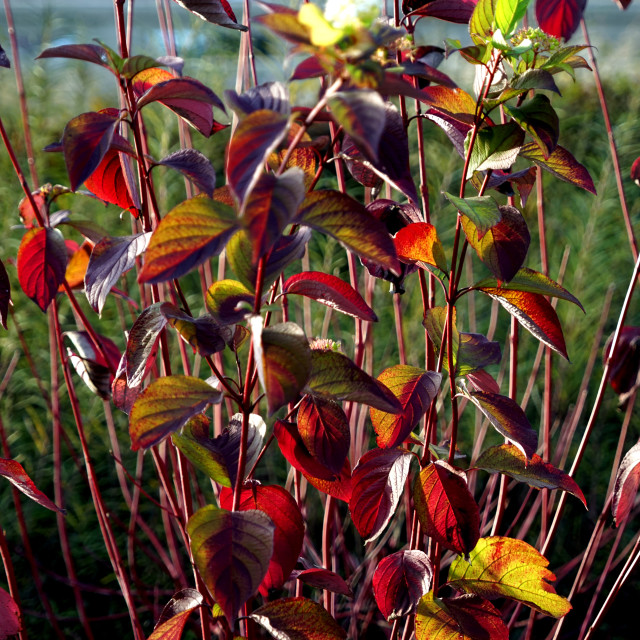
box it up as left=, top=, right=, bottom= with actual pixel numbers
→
left=323, top=0, right=380, bottom=30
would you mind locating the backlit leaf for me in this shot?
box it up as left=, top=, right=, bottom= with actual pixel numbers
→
left=535, top=0, right=586, bottom=41
left=0, top=587, right=21, bottom=638
left=226, top=109, right=290, bottom=207
left=0, top=259, right=11, bottom=329
left=467, top=391, right=537, bottom=459
left=62, top=111, right=120, bottom=191
left=476, top=444, right=586, bottom=506
left=393, top=222, right=448, bottom=273
left=85, top=148, right=138, bottom=213
left=155, top=149, right=217, bottom=197
left=251, top=320, right=312, bottom=415
left=465, top=123, right=525, bottom=178
left=283, top=271, right=377, bottom=322
left=306, top=349, right=402, bottom=414
left=461, top=205, right=530, bottom=283
left=297, top=396, right=350, bottom=475
left=414, top=461, right=480, bottom=555
left=370, top=365, right=441, bottom=448
left=495, top=0, right=531, bottom=35
left=0, top=458, right=64, bottom=513
left=469, top=0, right=497, bottom=44
left=350, top=448, right=414, bottom=542
left=171, top=0, right=247, bottom=30
left=220, top=483, right=304, bottom=594
left=205, top=279, right=254, bottom=324
left=448, top=536, right=572, bottom=617
left=443, top=192, right=501, bottom=236
left=373, top=550, right=433, bottom=620
left=415, top=592, right=509, bottom=640
left=129, top=375, right=223, bottom=450
left=504, top=94, right=559, bottom=159
left=612, top=440, right=640, bottom=526
left=479, top=287, right=568, bottom=358
left=188, top=505, right=274, bottom=624
left=297, top=191, right=401, bottom=276
left=250, top=597, right=347, bottom=640
left=149, top=589, right=203, bottom=640
left=138, top=196, right=239, bottom=284
left=520, top=142, right=596, bottom=194
left=85, top=232, right=150, bottom=314
left=62, top=240, right=92, bottom=289
left=17, top=227, right=67, bottom=312
left=294, top=569, right=353, bottom=597
left=172, top=430, right=231, bottom=487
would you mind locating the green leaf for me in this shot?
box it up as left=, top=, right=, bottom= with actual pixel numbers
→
left=465, top=123, right=524, bottom=178
left=448, top=536, right=572, bottom=618
left=205, top=279, right=255, bottom=324
left=494, top=0, right=531, bottom=36
left=171, top=431, right=231, bottom=487
left=504, top=94, right=559, bottom=159
left=469, top=0, right=497, bottom=45
left=443, top=193, right=501, bottom=236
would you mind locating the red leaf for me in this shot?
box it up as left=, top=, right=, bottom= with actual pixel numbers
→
left=283, top=271, right=377, bottom=322
left=631, top=156, right=640, bottom=187
left=536, top=0, right=586, bottom=41
left=350, top=448, right=414, bottom=542
left=170, top=0, right=247, bottom=30
left=17, top=228, right=67, bottom=312
left=0, top=587, right=21, bottom=638
left=304, top=460, right=353, bottom=503
left=612, top=440, right=640, bottom=526
left=18, top=190, right=47, bottom=228
left=413, top=461, right=480, bottom=555
left=373, top=550, right=433, bottom=620
left=149, top=589, right=203, bottom=640
left=479, top=287, right=569, bottom=359
left=85, top=148, right=138, bottom=213
left=0, top=458, right=64, bottom=513
left=188, top=505, right=274, bottom=624
left=37, top=43, right=110, bottom=68
left=297, top=396, right=350, bottom=475
left=250, top=597, right=347, bottom=640
left=394, top=222, right=448, bottom=273
left=220, top=483, right=304, bottom=595
left=0, top=259, right=10, bottom=329
left=404, top=0, right=477, bottom=23
left=294, top=568, right=353, bottom=597
left=62, top=111, right=120, bottom=191
left=370, top=365, right=441, bottom=449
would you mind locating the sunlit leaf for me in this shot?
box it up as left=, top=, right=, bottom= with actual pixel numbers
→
left=297, top=396, right=350, bottom=475
left=448, top=536, right=572, bottom=617
left=0, top=587, right=21, bottom=638
left=479, top=287, right=568, bottom=358
left=495, top=0, right=531, bottom=35
left=129, top=375, right=223, bottom=450
left=414, top=461, right=480, bottom=555
left=61, top=240, right=92, bottom=290
left=370, top=365, right=441, bottom=448
left=172, top=430, right=231, bottom=487
left=306, top=349, right=402, bottom=414
left=504, top=94, right=559, bottom=159
left=283, top=271, right=377, bottom=322
left=535, top=0, right=586, bottom=41
left=149, top=589, right=203, bottom=640
left=415, top=592, right=509, bottom=640
left=220, top=482, right=304, bottom=594
left=171, top=0, right=248, bottom=30
left=17, top=227, right=67, bottom=312
left=205, top=279, right=254, bottom=324
left=612, top=440, right=640, bottom=526
left=84, top=148, right=138, bottom=213
left=465, top=123, right=525, bottom=178
left=138, top=196, right=239, bottom=284
left=85, top=233, right=150, bottom=314
left=477, top=444, right=586, bottom=506
left=250, top=597, right=347, bottom=640
left=469, top=0, right=497, bottom=44
left=373, top=550, right=432, bottom=620
left=393, top=222, right=448, bottom=273
left=0, top=259, right=11, bottom=329
left=154, top=149, right=217, bottom=197
left=350, top=448, right=414, bottom=543
left=0, top=458, right=64, bottom=513
left=443, top=192, right=501, bottom=236
left=188, top=505, right=274, bottom=624
left=294, top=569, right=353, bottom=597
left=297, top=190, right=401, bottom=276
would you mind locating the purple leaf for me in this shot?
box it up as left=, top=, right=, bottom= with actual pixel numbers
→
left=155, top=149, right=217, bottom=197
left=0, top=259, right=10, bottom=329
left=125, top=303, right=168, bottom=387
left=171, top=0, right=248, bottom=31
left=224, top=81, right=290, bottom=116
left=37, top=43, right=110, bottom=68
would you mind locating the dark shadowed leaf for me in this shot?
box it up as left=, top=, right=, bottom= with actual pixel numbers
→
left=631, top=157, right=640, bottom=187
left=205, top=279, right=254, bottom=324
left=448, top=536, right=572, bottom=617
left=112, top=355, right=141, bottom=415
left=520, top=142, right=596, bottom=194
left=85, top=233, right=150, bottom=314
left=467, top=391, right=538, bottom=459
left=465, top=123, right=525, bottom=177
left=125, top=303, right=166, bottom=387
left=612, top=440, right=640, bottom=526
left=226, top=109, right=290, bottom=207
left=415, top=593, right=509, bottom=640
left=461, top=205, right=530, bottom=283
left=605, top=327, right=640, bottom=402
left=17, top=227, right=67, bottom=312
left=535, top=0, right=586, bottom=41
left=37, top=43, right=109, bottom=68
left=251, top=320, right=312, bottom=415
left=297, top=396, right=350, bottom=475
left=370, top=366, right=441, bottom=448
left=243, top=168, right=306, bottom=262
left=297, top=191, right=401, bottom=276
left=188, top=505, right=274, bottom=624
left=130, top=375, right=223, bottom=450
left=154, top=149, right=217, bottom=197
left=85, top=148, right=138, bottom=213
left=477, top=444, right=586, bottom=507
left=225, top=81, right=290, bottom=117
left=294, top=569, right=353, bottom=597
left=149, top=589, right=203, bottom=640
left=0, top=587, right=21, bottom=638
left=65, top=330, right=120, bottom=398
left=250, top=597, right=347, bottom=640
left=466, top=369, right=501, bottom=394
left=306, top=349, right=402, bottom=414
left=62, top=111, right=120, bottom=191
left=425, top=108, right=472, bottom=156
left=220, top=482, right=304, bottom=594
left=457, top=332, right=502, bottom=375
left=394, top=222, right=448, bottom=273
left=443, top=192, right=501, bottom=235
left=373, top=550, right=433, bottom=620
left=504, top=94, right=559, bottom=159
left=283, top=271, right=377, bottom=322
left=479, top=287, right=569, bottom=358
left=171, top=0, right=247, bottom=30
left=350, top=448, right=414, bottom=542
left=414, top=461, right=480, bottom=555
left=139, top=196, right=238, bottom=284
left=0, top=458, right=64, bottom=513
left=0, top=260, right=10, bottom=329
left=162, top=304, right=232, bottom=357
